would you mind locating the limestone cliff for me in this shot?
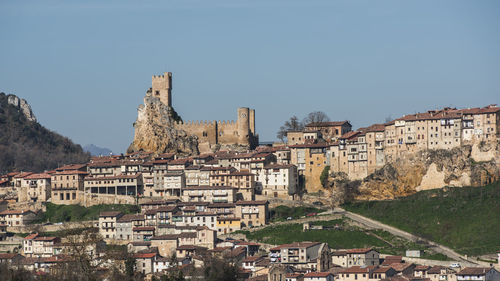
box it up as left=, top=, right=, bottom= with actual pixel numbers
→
left=128, top=90, right=199, bottom=155
left=328, top=142, right=500, bottom=201
left=6, top=94, right=36, bottom=122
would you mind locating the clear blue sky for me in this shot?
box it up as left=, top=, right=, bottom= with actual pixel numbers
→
left=1, top=0, right=499, bottom=153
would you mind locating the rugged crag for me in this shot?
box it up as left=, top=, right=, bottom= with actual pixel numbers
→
left=0, top=92, right=89, bottom=173
left=328, top=142, right=500, bottom=201
left=6, top=94, right=36, bottom=122
left=128, top=90, right=199, bottom=155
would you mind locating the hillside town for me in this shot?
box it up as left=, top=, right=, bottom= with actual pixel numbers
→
left=0, top=95, right=499, bottom=279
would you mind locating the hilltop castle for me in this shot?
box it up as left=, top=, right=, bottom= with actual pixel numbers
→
left=129, top=72, right=258, bottom=154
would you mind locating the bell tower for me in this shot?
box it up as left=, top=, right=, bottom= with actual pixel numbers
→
left=152, top=72, right=172, bottom=107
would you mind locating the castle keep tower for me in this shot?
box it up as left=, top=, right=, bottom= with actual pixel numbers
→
left=152, top=72, right=172, bottom=107
left=237, top=107, right=257, bottom=145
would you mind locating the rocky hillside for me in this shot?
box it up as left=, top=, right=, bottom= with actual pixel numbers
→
left=0, top=93, right=90, bottom=173
left=128, top=89, right=199, bottom=155
left=328, top=142, right=500, bottom=201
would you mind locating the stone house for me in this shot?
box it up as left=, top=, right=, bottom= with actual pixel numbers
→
left=99, top=211, right=123, bottom=239
left=19, top=173, right=51, bottom=203
left=0, top=209, right=36, bottom=227
left=456, top=267, right=500, bottom=281
left=234, top=200, right=268, bottom=227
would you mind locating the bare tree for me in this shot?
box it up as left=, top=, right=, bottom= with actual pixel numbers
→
left=276, top=116, right=304, bottom=142
left=302, top=111, right=330, bottom=126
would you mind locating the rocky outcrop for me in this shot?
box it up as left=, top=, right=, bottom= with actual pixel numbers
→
left=328, top=143, right=500, bottom=201
left=7, top=94, right=36, bottom=122
left=128, top=90, right=199, bottom=155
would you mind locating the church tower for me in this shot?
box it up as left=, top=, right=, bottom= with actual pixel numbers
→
left=152, top=72, right=172, bottom=107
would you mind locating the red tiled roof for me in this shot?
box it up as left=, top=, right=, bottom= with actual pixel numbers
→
left=133, top=226, right=155, bottom=231
left=235, top=200, right=267, bottom=205
left=25, top=233, right=38, bottom=240
left=134, top=252, right=156, bottom=259
left=99, top=211, right=122, bottom=217
left=24, top=173, right=52, bottom=180
left=0, top=209, right=33, bottom=215
left=305, top=121, right=350, bottom=127
left=52, top=170, right=88, bottom=176
left=457, top=267, right=494, bottom=276
left=346, top=248, right=374, bottom=254
left=304, top=272, right=333, bottom=277
left=341, top=266, right=371, bottom=273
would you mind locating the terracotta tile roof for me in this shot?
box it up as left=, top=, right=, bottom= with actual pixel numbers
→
left=177, top=245, right=207, bottom=250
left=99, top=211, right=122, bottom=217
left=25, top=233, right=39, bottom=240
left=304, top=272, right=333, bottom=277
left=0, top=209, right=33, bottom=215
left=342, top=266, right=371, bottom=273
left=390, top=263, right=414, bottom=272
left=374, top=266, right=394, bottom=273
left=13, top=172, right=34, bottom=178
left=270, top=242, right=320, bottom=251
left=24, top=173, right=52, bottom=180
left=56, top=164, right=87, bottom=171
left=150, top=235, right=179, bottom=240
left=235, top=200, right=268, bottom=205
left=34, top=236, right=59, bottom=242
left=382, top=255, right=403, bottom=265
left=85, top=173, right=141, bottom=181
left=332, top=250, right=347, bottom=256
left=289, top=142, right=329, bottom=148
left=117, top=214, right=139, bottom=222
left=0, top=253, right=22, bottom=259
left=457, top=267, right=494, bottom=276
left=427, top=266, right=447, bottom=274
left=183, top=185, right=236, bottom=190
left=264, top=164, right=295, bottom=169
left=53, top=170, right=88, bottom=176
left=415, top=265, right=431, bottom=271
left=133, top=226, right=155, bottom=231
left=346, top=248, right=374, bottom=254
left=134, top=252, right=156, bottom=259
left=242, top=256, right=263, bottom=263
left=305, top=121, right=351, bottom=127
left=340, top=131, right=360, bottom=140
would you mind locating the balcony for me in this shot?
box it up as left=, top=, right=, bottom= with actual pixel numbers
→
left=213, top=192, right=228, bottom=196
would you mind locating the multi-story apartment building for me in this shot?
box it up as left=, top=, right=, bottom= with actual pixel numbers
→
left=234, top=200, right=268, bottom=227
left=181, top=186, right=236, bottom=203
left=23, top=234, right=61, bottom=258
left=304, top=121, right=352, bottom=141
left=253, top=164, right=298, bottom=199
left=210, top=171, right=255, bottom=201
left=270, top=242, right=331, bottom=271
left=456, top=268, right=500, bottom=281
left=19, top=173, right=52, bottom=203
left=84, top=173, right=143, bottom=198
left=99, top=211, right=124, bottom=239
left=51, top=170, right=87, bottom=205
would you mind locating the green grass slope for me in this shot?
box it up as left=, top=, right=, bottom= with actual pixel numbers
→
left=343, top=182, right=500, bottom=256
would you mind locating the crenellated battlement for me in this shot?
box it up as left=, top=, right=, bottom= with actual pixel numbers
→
left=132, top=72, right=259, bottom=154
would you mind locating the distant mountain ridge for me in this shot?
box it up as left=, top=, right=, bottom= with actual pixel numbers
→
left=0, top=92, right=90, bottom=173
left=83, top=144, right=113, bottom=156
